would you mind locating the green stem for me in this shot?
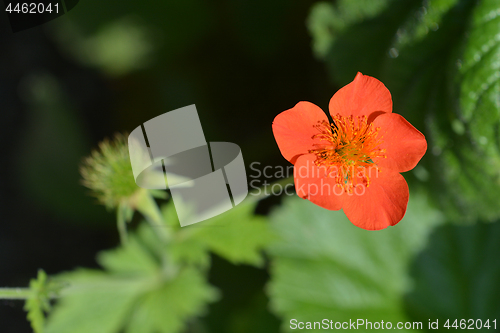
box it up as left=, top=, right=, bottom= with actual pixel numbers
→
left=136, top=190, right=170, bottom=242
left=117, top=203, right=129, bottom=245
left=0, top=288, right=33, bottom=300
left=134, top=190, right=177, bottom=279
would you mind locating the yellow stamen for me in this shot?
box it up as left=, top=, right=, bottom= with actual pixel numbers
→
left=308, top=114, right=386, bottom=193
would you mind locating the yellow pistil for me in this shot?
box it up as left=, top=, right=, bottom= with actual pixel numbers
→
left=308, top=114, right=386, bottom=193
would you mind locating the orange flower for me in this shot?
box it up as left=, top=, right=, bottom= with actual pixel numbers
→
left=272, top=72, right=427, bottom=230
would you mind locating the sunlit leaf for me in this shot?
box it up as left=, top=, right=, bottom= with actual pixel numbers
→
left=266, top=192, right=444, bottom=332
left=164, top=199, right=274, bottom=267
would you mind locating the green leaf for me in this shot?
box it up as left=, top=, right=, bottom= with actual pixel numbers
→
left=307, top=0, right=391, bottom=58
left=96, top=229, right=159, bottom=275
left=45, top=270, right=151, bottom=333
left=24, top=270, right=60, bottom=333
left=266, top=192, right=444, bottom=332
left=125, top=268, right=219, bottom=333
left=308, top=0, right=500, bottom=223
left=164, top=199, right=275, bottom=267
left=405, top=220, right=500, bottom=324
left=45, top=223, right=218, bottom=333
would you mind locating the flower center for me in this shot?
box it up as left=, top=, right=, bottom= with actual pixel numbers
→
left=308, top=114, right=386, bottom=193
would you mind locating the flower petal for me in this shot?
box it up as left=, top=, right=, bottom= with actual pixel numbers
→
left=372, top=113, right=427, bottom=173
left=329, top=72, right=392, bottom=119
left=342, top=170, right=409, bottom=230
left=272, top=101, right=329, bottom=164
left=294, top=154, right=344, bottom=210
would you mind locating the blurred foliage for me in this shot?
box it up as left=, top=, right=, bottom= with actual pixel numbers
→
left=308, top=0, right=500, bottom=223
left=48, top=0, right=215, bottom=76
left=42, top=196, right=273, bottom=333
left=48, top=0, right=312, bottom=77
left=51, top=17, right=154, bottom=76
left=308, top=0, right=391, bottom=58
left=266, top=192, right=444, bottom=332
left=405, top=220, right=500, bottom=325
left=45, top=222, right=219, bottom=333
left=15, top=72, right=108, bottom=224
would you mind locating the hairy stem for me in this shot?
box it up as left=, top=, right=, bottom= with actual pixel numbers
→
left=0, top=288, right=33, bottom=300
